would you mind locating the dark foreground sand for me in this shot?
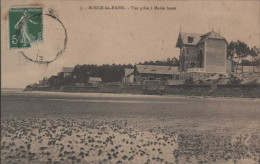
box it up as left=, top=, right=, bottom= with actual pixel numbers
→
left=1, top=91, right=260, bottom=164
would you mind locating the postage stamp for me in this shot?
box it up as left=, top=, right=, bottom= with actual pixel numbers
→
left=9, top=7, right=43, bottom=48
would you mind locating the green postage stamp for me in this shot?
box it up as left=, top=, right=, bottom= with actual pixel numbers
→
left=9, top=7, right=43, bottom=48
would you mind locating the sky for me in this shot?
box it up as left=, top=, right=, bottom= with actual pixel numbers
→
left=1, top=0, right=259, bottom=88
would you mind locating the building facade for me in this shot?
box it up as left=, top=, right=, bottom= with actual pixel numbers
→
left=62, top=67, right=74, bottom=77
left=122, top=68, right=135, bottom=83
left=134, top=65, right=180, bottom=84
left=176, top=31, right=228, bottom=76
left=88, top=77, right=102, bottom=86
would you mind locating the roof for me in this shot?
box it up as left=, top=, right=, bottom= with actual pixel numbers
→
left=176, top=32, right=202, bottom=47
left=62, top=67, right=74, bottom=73
left=124, top=68, right=134, bottom=77
left=136, top=65, right=179, bottom=75
left=176, top=31, right=227, bottom=48
left=198, top=31, right=227, bottom=44
left=89, top=77, right=102, bottom=82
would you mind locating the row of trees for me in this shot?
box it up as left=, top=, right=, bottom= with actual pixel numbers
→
left=227, top=40, right=259, bottom=72
left=72, top=64, right=133, bottom=83
left=46, top=58, right=180, bottom=87
left=48, top=72, right=74, bottom=87
left=138, top=57, right=179, bottom=66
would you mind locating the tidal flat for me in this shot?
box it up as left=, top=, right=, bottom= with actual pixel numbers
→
left=1, top=91, right=260, bottom=164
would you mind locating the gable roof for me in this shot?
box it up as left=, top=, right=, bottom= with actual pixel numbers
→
left=198, top=31, right=227, bottom=44
left=176, top=31, right=227, bottom=48
left=62, top=67, right=74, bottom=73
left=124, top=68, right=134, bottom=77
left=136, top=65, right=179, bottom=75
left=176, top=32, right=202, bottom=47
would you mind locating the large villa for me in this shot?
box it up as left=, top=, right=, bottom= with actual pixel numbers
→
left=123, top=30, right=232, bottom=84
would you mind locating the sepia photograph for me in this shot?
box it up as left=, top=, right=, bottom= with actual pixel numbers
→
left=1, top=0, right=260, bottom=163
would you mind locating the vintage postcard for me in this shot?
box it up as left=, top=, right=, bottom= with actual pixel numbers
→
left=1, top=0, right=259, bottom=164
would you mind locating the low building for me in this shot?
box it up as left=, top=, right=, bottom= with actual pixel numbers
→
left=88, top=77, right=102, bottom=86
left=134, top=65, right=180, bottom=84
left=122, top=68, right=134, bottom=83
left=62, top=67, right=74, bottom=77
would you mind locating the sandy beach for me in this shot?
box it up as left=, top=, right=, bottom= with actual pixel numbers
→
left=1, top=90, right=260, bottom=164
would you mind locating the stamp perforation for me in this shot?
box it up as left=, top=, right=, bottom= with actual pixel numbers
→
left=9, top=6, right=43, bottom=49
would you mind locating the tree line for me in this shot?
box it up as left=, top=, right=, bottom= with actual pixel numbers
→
left=45, top=58, right=180, bottom=87
left=227, top=40, right=259, bottom=72
left=32, top=40, right=259, bottom=88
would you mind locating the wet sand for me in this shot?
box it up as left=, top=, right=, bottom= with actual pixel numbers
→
left=1, top=91, right=260, bottom=164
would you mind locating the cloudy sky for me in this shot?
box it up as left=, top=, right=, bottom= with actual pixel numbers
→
left=1, top=0, right=259, bottom=88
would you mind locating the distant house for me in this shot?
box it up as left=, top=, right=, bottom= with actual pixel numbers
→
left=176, top=30, right=228, bottom=75
left=122, top=68, right=134, bottom=83
left=88, top=77, right=102, bottom=86
left=134, top=65, right=180, bottom=84
left=62, top=67, right=74, bottom=77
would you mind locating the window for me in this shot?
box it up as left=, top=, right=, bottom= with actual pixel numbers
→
left=188, top=36, right=193, bottom=43
left=197, top=48, right=204, bottom=68
left=186, top=47, right=189, bottom=54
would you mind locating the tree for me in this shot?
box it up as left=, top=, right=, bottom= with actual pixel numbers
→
left=236, top=40, right=250, bottom=72
left=227, top=40, right=251, bottom=72
left=250, top=46, right=260, bottom=71
left=72, top=64, right=92, bottom=83
left=48, top=75, right=62, bottom=87
left=227, top=41, right=236, bottom=60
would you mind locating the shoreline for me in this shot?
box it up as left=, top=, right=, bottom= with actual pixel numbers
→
left=2, top=89, right=260, bottom=102
left=22, top=83, right=260, bottom=99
